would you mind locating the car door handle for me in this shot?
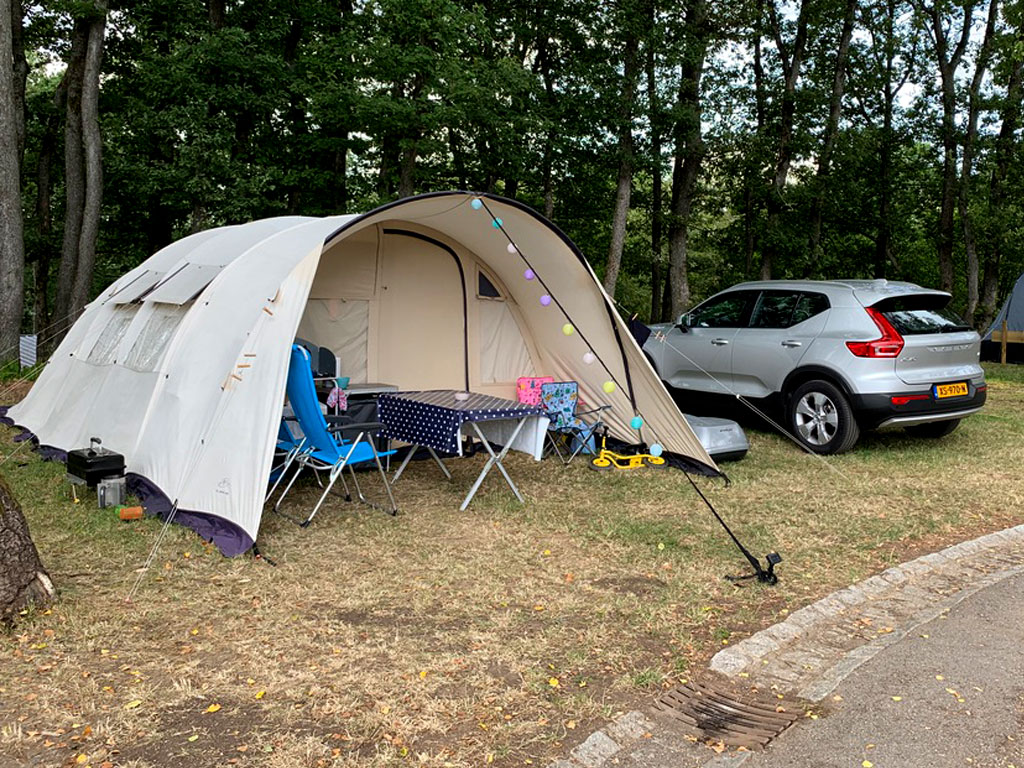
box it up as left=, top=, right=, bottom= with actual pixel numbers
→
left=781, top=340, right=802, bottom=348
left=711, top=338, right=730, bottom=346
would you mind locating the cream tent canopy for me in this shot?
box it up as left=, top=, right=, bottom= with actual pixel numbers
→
left=6, top=192, right=718, bottom=555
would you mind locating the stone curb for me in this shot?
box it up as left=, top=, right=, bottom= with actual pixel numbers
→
left=546, top=522, right=1024, bottom=768
left=547, top=711, right=657, bottom=768
left=709, top=523, right=1024, bottom=696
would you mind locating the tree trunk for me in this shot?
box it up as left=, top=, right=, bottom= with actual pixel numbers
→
left=761, top=0, right=810, bottom=279
left=68, top=2, right=108, bottom=317
left=54, top=19, right=89, bottom=326
left=208, top=0, right=225, bottom=30
left=0, top=0, right=25, bottom=359
left=979, top=19, right=1022, bottom=329
left=31, top=76, right=68, bottom=334
left=647, top=42, right=664, bottom=322
left=925, top=0, right=975, bottom=293
left=603, top=33, right=641, bottom=297
left=667, top=0, right=709, bottom=319
left=10, top=0, right=26, bottom=163
left=959, top=0, right=997, bottom=324
left=332, top=141, right=349, bottom=213
left=744, top=0, right=767, bottom=278
left=397, top=137, right=417, bottom=199
left=806, top=0, right=856, bottom=270
left=875, top=50, right=894, bottom=279
left=868, top=0, right=913, bottom=279
left=0, top=473, right=55, bottom=623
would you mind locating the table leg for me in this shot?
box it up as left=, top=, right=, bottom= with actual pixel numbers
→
left=460, top=418, right=529, bottom=511
left=391, top=444, right=452, bottom=483
left=391, top=444, right=418, bottom=482
left=426, top=447, right=453, bottom=480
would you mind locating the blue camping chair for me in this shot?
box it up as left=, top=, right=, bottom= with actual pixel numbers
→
left=272, top=345, right=397, bottom=525
left=265, top=417, right=309, bottom=502
left=539, top=381, right=610, bottom=465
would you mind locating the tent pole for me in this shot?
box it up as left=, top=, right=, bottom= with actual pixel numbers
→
left=1001, top=318, right=1008, bottom=364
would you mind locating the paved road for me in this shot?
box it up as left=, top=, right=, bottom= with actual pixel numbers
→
left=743, top=570, right=1024, bottom=768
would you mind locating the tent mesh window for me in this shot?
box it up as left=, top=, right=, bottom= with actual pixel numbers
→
left=86, top=305, right=141, bottom=364
left=477, top=270, right=502, bottom=299
left=123, top=302, right=192, bottom=372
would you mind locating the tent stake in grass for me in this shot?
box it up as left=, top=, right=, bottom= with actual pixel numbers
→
left=684, top=474, right=782, bottom=586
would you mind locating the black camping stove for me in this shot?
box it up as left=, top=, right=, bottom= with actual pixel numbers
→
left=66, top=437, right=125, bottom=489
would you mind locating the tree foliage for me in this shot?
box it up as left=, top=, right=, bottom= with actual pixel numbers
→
left=0, top=0, right=1021, bottom=356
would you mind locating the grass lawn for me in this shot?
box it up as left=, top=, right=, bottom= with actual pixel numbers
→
left=2, top=364, right=1023, bottom=767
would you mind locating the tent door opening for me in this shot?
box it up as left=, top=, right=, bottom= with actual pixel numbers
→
left=377, top=229, right=468, bottom=391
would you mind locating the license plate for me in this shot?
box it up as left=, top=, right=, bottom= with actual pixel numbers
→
left=933, top=382, right=968, bottom=399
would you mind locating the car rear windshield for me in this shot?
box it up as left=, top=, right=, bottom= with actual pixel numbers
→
left=872, top=295, right=972, bottom=335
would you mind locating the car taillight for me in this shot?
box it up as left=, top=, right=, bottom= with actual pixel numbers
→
left=846, top=307, right=905, bottom=358
left=891, top=394, right=930, bottom=406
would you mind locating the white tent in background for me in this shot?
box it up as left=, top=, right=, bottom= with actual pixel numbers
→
left=6, top=192, right=717, bottom=555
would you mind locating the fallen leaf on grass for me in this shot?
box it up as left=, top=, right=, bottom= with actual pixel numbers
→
left=187, top=735, right=199, bottom=742
left=891, top=696, right=902, bottom=701
left=548, top=678, right=560, bottom=688
left=862, top=761, right=874, bottom=767
left=123, top=700, right=142, bottom=710
left=255, top=690, right=265, bottom=699
left=205, top=704, right=221, bottom=713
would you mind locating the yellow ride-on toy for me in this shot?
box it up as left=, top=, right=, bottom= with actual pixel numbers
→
left=589, top=427, right=666, bottom=470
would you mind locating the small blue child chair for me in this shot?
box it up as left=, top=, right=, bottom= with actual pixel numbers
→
left=539, top=381, right=610, bottom=465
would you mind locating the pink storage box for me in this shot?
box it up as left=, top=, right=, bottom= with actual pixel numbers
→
left=516, top=376, right=554, bottom=406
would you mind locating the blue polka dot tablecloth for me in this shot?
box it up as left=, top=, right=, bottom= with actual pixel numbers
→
left=378, top=390, right=545, bottom=456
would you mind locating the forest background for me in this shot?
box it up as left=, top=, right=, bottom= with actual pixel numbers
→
left=0, top=0, right=1021, bottom=360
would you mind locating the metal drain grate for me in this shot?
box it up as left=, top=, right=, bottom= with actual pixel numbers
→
left=653, top=680, right=799, bottom=749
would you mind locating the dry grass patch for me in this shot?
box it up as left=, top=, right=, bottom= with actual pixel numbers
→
left=2, top=363, right=1023, bottom=767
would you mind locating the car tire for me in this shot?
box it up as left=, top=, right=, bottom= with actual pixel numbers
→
left=787, top=380, right=860, bottom=455
left=905, top=419, right=961, bottom=439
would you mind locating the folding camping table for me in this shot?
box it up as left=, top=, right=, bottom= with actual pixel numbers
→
left=377, top=390, right=548, bottom=510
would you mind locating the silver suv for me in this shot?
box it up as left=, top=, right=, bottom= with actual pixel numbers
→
left=643, top=280, right=987, bottom=454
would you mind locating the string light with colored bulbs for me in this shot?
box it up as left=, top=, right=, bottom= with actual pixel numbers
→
left=470, top=194, right=668, bottom=457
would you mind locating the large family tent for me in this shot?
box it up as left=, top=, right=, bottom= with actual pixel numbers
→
left=982, top=271, right=1024, bottom=363
left=5, top=192, right=718, bottom=555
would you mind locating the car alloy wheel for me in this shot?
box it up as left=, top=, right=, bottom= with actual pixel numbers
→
left=787, top=379, right=860, bottom=454
left=794, top=391, right=839, bottom=446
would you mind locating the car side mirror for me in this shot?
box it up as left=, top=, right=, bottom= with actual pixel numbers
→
left=677, top=313, right=691, bottom=332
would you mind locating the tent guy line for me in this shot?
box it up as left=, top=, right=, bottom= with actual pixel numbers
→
left=647, top=330, right=850, bottom=480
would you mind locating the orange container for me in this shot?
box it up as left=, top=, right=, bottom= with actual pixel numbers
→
left=118, top=506, right=144, bottom=521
